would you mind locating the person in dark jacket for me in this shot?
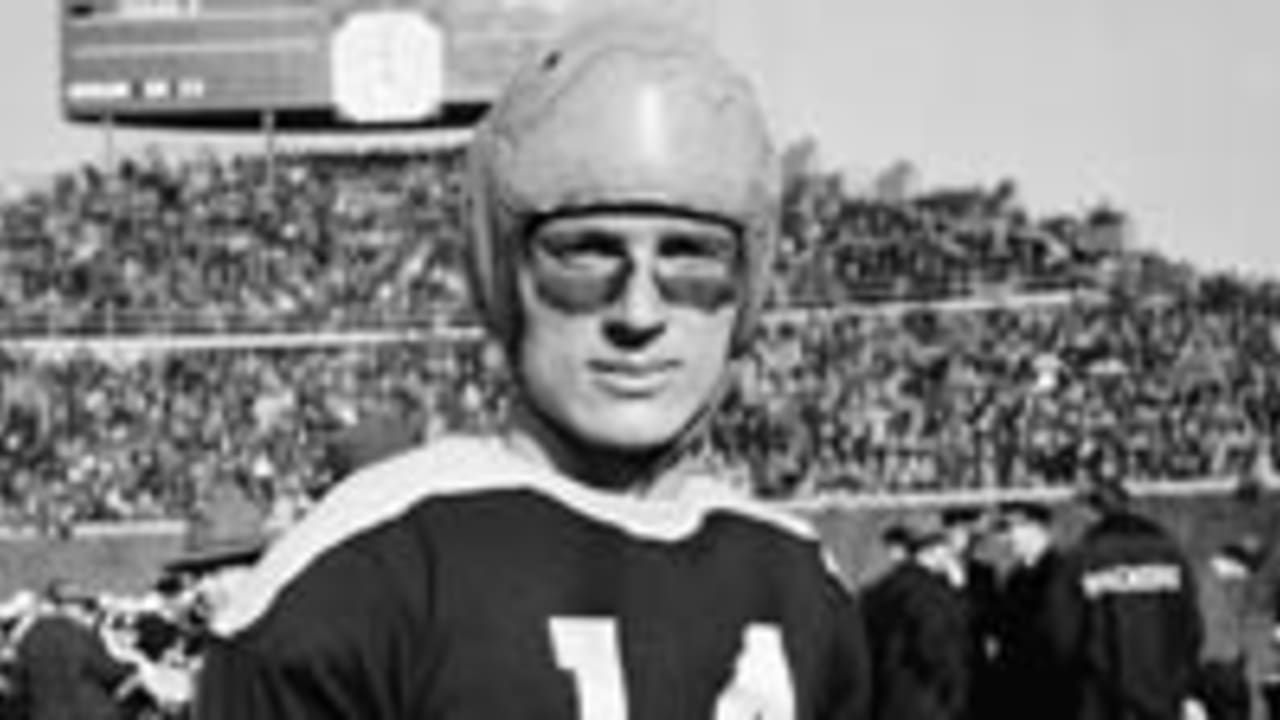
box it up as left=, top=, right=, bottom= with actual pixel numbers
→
left=989, top=500, right=1072, bottom=720
left=1046, top=483, right=1203, bottom=720
left=1191, top=537, right=1263, bottom=720
left=939, top=505, right=1001, bottom=720
left=10, top=588, right=137, bottom=720
left=862, top=514, right=971, bottom=720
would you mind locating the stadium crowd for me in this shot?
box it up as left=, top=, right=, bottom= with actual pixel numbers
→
left=4, top=149, right=1280, bottom=526
left=0, top=149, right=474, bottom=336
left=0, top=340, right=503, bottom=530
left=718, top=294, right=1280, bottom=499
left=0, top=148, right=1121, bottom=336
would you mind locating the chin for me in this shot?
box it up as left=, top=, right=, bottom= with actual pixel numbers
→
left=572, top=410, right=692, bottom=453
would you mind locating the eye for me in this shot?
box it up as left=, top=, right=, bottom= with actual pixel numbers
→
left=532, top=229, right=627, bottom=270
left=657, top=232, right=739, bottom=280
left=659, top=232, right=737, bottom=263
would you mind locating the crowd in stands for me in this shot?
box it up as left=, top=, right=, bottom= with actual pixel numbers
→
left=773, top=166, right=1123, bottom=305
left=0, top=148, right=474, bottom=336
left=4, top=147, right=1280, bottom=527
left=0, top=340, right=505, bottom=530
left=0, top=149, right=1118, bottom=337
left=715, top=296, right=1280, bottom=498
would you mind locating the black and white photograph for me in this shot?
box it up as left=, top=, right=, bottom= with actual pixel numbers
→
left=0, top=0, right=1278, bottom=718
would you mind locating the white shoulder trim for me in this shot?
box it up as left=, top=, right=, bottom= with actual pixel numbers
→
left=675, top=476, right=818, bottom=541
left=214, top=436, right=819, bottom=636
left=215, top=436, right=530, bottom=636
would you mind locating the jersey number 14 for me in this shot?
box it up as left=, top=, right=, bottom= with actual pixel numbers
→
left=550, top=617, right=796, bottom=720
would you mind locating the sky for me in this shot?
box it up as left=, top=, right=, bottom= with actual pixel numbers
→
left=1, top=0, right=1278, bottom=275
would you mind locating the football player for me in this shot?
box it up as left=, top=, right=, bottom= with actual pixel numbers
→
left=194, top=11, right=870, bottom=720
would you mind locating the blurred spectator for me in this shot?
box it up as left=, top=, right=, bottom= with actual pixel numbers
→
left=861, top=513, right=973, bottom=720
left=989, top=501, right=1070, bottom=720
left=1194, top=537, right=1265, bottom=720
left=1046, top=483, right=1203, bottom=720
left=9, top=582, right=138, bottom=720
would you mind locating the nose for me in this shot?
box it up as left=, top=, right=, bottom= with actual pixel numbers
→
left=603, top=266, right=667, bottom=348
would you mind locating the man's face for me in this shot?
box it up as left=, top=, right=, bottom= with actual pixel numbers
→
left=947, top=526, right=970, bottom=552
left=516, top=210, right=741, bottom=451
left=1210, top=555, right=1249, bottom=581
left=61, top=601, right=96, bottom=627
left=1004, top=520, right=1049, bottom=564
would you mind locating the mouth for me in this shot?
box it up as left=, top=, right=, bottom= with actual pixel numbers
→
left=589, top=359, right=680, bottom=396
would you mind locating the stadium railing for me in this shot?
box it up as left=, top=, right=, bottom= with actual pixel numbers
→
left=776, top=474, right=1259, bottom=513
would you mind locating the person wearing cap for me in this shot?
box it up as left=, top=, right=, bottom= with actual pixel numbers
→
left=937, top=506, right=985, bottom=589
left=860, top=513, right=971, bottom=720
left=1044, top=482, right=1203, bottom=720
left=195, top=11, right=870, bottom=720
left=987, top=501, right=1070, bottom=720
left=1190, top=537, right=1264, bottom=720
left=878, top=522, right=914, bottom=567
left=937, top=504, right=1001, bottom=720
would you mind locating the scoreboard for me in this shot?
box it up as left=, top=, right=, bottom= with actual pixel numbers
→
left=60, top=0, right=575, bottom=129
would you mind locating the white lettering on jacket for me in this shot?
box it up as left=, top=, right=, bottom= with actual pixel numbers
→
left=1082, top=563, right=1182, bottom=598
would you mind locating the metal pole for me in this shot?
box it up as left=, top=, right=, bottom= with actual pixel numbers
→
left=263, top=109, right=277, bottom=197
left=102, top=113, right=117, bottom=337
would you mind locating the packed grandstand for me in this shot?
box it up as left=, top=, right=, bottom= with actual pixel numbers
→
left=2, top=146, right=1280, bottom=532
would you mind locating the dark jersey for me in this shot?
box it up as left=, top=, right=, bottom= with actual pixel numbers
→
left=196, top=436, right=870, bottom=720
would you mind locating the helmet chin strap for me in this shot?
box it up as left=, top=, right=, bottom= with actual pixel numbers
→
left=500, top=367, right=733, bottom=499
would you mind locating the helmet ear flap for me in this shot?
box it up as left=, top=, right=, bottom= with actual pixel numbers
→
left=729, top=176, right=782, bottom=358
left=462, top=150, right=496, bottom=334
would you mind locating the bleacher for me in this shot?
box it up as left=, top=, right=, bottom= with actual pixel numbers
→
left=3, top=147, right=1280, bottom=530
